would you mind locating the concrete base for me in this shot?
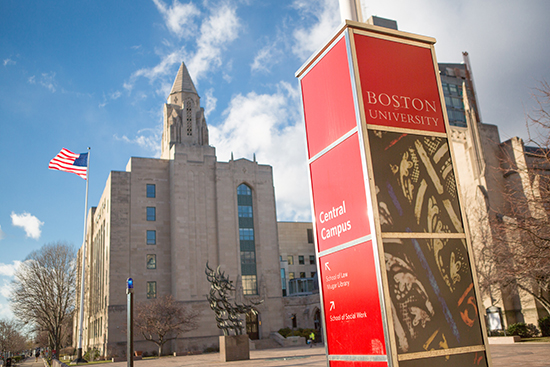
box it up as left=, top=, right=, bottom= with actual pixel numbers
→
left=488, top=336, right=521, bottom=344
left=219, top=335, right=250, bottom=362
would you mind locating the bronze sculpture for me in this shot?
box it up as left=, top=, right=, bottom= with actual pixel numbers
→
left=205, top=262, right=262, bottom=335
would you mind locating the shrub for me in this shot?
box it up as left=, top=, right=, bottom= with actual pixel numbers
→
left=507, top=323, right=539, bottom=338
left=278, top=327, right=291, bottom=337
left=539, top=316, right=550, bottom=337
left=278, top=327, right=319, bottom=339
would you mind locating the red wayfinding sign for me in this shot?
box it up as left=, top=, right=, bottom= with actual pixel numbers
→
left=297, top=21, right=490, bottom=367
left=300, top=28, right=388, bottom=367
left=354, top=34, right=446, bottom=134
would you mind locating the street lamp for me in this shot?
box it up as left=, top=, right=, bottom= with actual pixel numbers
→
left=127, top=278, right=134, bottom=367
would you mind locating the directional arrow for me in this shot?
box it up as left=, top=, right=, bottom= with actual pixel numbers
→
left=324, top=262, right=331, bottom=271
left=330, top=301, right=335, bottom=311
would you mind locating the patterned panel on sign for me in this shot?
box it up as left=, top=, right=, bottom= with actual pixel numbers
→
left=368, top=130, right=463, bottom=234
left=399, top=350, right=487, bottom=367
left=384, top=238, right=484, bottom=355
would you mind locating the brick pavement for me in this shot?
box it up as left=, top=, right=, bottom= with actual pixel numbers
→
left=17, top=343, right=550, bottom=367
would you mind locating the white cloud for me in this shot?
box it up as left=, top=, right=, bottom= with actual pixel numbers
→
left=251, top=41, right=284, bottom=74
left=0, top=303, right=13, bottom=319
left=210, top=82, right=311, bottom=221
left=153, top=0, right=200, bottom=39
left=203, top=88, right=217, bottom=117
left=0, top=261, right=22, bottom=277
left=0, top=280, right=14, bottom=300
left=291, top=0, right=340, bottom=60
left=186, top=2, right=240, bottom=82
left=40, top=72, right=57, bottom=92
left=124, top=48, right=186, bottom=93
left=99, top=90, right=122, bottom=108
left=10, top=212, right=43, bottom=240
left=3, top=59, right=15, bottom=66
left=124, top=2, right=240, bottom=96
left=114, top=127, right=162, bottom=157
left=0, top=225, right=4, bottom=240
left=28, top=72, right=58, bottom=92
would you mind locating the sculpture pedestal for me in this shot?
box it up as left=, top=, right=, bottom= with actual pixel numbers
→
left=219, top=334, right=250, bottom=362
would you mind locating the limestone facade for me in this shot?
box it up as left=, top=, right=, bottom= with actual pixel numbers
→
left=74, top=63, right=284, bottom=357
left=277, top=222, right=321, bottom=332
left=451, top=120, right=550, bottom=327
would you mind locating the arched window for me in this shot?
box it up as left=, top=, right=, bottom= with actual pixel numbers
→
left=237, top=183, right=257, bottom=295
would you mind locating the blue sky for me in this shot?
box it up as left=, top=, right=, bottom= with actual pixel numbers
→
left=1, top=0, right=549, bottom=319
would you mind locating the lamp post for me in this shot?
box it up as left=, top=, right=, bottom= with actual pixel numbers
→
left=127, top=278, right=134, bottom=367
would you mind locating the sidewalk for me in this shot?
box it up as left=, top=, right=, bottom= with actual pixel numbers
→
left=17, top=343, right=550, bottom=367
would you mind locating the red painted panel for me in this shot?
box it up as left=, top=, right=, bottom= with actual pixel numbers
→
left=301, top=36, right=358, bottom=159
left=320, top=241, right=385, bottom=356
left=309, top=133, right=370, bottom=253
left=354, top=34, right=446, bottom=134
left=330, top=361, right=388, bottom=367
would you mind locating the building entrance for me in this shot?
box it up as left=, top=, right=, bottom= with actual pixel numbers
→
left=246, top=310, right=259, bottom=340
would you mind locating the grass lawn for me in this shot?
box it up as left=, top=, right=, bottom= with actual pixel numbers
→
left=520, top=336, right=550, bottom=343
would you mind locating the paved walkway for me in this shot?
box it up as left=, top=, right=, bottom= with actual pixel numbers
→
left=17, top=343, right=550, bottom=367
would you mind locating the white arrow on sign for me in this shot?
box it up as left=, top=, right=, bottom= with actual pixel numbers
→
left=324, top=262, right=331, bottom=271
left=330, top=301, right=335, bottom=311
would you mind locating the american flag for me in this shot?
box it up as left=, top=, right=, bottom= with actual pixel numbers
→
left=48, top=148, right=88, bottom=180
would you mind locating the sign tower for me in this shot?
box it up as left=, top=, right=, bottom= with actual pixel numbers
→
left=296, top=21, right=492, bottom=367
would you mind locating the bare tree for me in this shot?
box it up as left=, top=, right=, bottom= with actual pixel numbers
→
left=0, top=319, right=27, bottom=356
left=487, top=80, right=550, bottom=314
left=134, top=294, right=199, bottom=356
left=10, top=242, right=76, bottom=357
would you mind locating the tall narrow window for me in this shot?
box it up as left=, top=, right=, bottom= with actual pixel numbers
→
left=237, top=183, right=257, bottom=295
left=281, top=268, right=287, bottom=297
left=146, top=184, right=156, bottom=198
left=186, top=99, right=193, bottom=136
left=147, top=230, right=156, bottom=245
left=147, top=207, right=156, bottom=221
left=147, top=281, right=157, bottom=299
left=307, top=228, right=314, bottom=243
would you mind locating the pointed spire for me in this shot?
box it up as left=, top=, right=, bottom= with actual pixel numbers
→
left=169, top=62, right=198, bottom=98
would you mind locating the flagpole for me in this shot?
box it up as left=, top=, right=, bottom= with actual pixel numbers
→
left=74, top=147, right=90, bottom=363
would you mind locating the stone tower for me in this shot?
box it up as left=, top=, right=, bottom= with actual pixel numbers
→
left=161, top=62, right=209, bottom=159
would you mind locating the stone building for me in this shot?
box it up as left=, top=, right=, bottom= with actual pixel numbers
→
left=439, top=57, right=549, bottom=327
left=277, top=222, right=321, bottom=332
left=74, top=62, right=284, bottom=357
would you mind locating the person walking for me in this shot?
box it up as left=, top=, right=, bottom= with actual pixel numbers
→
left=309, top=331, right=315, bottom=347
left=34, top=350, right=40, bottom=362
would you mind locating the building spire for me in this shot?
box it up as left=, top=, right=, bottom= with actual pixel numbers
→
left=161, top=62, right=209, bottom=159
left=168, top=62, right=198, bottom=103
